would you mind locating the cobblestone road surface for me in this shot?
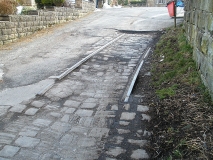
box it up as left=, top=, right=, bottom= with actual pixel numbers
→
left=0, top=33, right=155, bottom=160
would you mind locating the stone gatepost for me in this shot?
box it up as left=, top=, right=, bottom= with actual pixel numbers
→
left=75, top=0, right=83, bottom=8
left=22, top=0, right=36, bottom=6
left=98, top=0, right=103, bottom=8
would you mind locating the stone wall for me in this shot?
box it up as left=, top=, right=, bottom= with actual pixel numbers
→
left=0, top=1, right=95, bottom=45
left=184, top=0, right=213, bottom=99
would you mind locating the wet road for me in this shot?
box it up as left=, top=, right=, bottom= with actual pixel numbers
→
left=0, top=7, right=182, bottom=106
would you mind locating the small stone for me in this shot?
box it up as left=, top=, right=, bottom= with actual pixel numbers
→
left=111, top=105, right=118, bottom=110
left=117, top=129, right=130, bottom=134
left=77, top=137, right=96, bottom=147
left=70, top=126, right=89, bottom=135
left=123, top=104, right=130, bottom=110
left=79, top=117, right=94, bottom=127
left=80, top=92, right=95, bottom=97
left=81, top=65, right=90, bottom=69
left=61, top=115, right=69, bottom=122
left=65, top=108, right=75, bottom=114
left=75, top=109, right=93, bottom=117
left=145, top=72, right=151, bottom=76
left=33, top=119, right=52, bottom=127
left=106, top=158, right=116, bottom=160
left=119, top=121, right=130, bottom=126
left=51, top=122, right=70, bottom=133
left=128, top=139, right=147, bottom=147
left=0, top=133, right=16, bottom=144
left=79, top=68, right=88, bottom=73
left=97, top=72, right=104, bottom=76
left=120, top=112, right=136, bottom=120
left=0, top=145, right=20, bottom=157
left=50, top=112, right=61, bottom=117
left=106, top=147, right=126, bottom=157
left=15, top=136, right=40, bottom=148
left=25, top=108, right=39, bottom=116
left=80, top=103, right=97, bottom=109
left=72, top=72, right=82, bottom=76
left=60, top=134, right=75, bottom=146
left=19, top=130, right=37, bottom=137
left=137, top=105, right=149, bottom=112
left=0, top=106, right=11, bottom=116
left=9, top=104, right=26, bottom=113
left=89, top=128, right=109, bottom=138
left=84, top=98, right=98, bottom=103
left=142, top=114, right=151, bottom=122
left=131, top=149, right=149, bottom=159
left=112, top=136, right=124, bottom=144
left=44, top=104, right=60, bottom=110
left=31, top=101, right=45, bottom=108
left=103, top=57, right=108, bottom=60
left=143, top=130, right=151, bottom=136
left=64, top=100, right=81, bottom=108
left=137, top=130, right=143, bottom=134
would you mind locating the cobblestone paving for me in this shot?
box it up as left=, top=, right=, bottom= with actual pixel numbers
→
left=0, top=33, right=154, bottom=160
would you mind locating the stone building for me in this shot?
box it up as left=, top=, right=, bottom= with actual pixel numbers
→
left=147, top=0, right=170, bottom=7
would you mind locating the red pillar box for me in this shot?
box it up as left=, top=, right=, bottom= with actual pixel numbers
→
left=167, top=1, right=175, bottom=17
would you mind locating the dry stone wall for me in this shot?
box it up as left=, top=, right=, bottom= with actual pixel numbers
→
left=0, top=1, right=95, bottom=45
left=184, top=0, right=213, bottom=99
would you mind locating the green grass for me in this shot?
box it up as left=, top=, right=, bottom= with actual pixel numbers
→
left=150, top=25, right=213, bottom=159
left=152, top=26, right=212, bottom=103
left=156, top=84, right=178, bottom=99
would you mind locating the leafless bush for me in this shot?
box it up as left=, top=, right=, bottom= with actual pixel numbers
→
left=0, top=0, right=18, bottom=15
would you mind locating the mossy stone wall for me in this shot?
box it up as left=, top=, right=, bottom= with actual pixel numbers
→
left=184, top=0, right=213, bottom=99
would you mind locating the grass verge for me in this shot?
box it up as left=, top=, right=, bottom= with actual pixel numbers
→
left=149, top=25, right=213, bottom=159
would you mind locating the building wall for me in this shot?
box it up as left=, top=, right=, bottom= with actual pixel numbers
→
left=147, top=0, right=170, bottom=7
left=184, top=0, right=213, bottom=99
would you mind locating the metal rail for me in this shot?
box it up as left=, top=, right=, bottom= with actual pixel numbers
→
left=123, top=47, right=151, bottom=102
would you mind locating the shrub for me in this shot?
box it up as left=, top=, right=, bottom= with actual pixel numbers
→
left=53, top=0, right=65, bottom=6
left=41, top=0, right=53, bottom=6
left=35, top=0, right=44, bottom=8
left=0, top=0, right=18, bottom=15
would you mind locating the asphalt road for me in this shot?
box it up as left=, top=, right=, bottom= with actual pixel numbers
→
left=0, top=7, right=183, bottom=106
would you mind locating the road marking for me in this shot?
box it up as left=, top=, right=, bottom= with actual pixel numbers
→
left=152, top=13, right=168, bottom=18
